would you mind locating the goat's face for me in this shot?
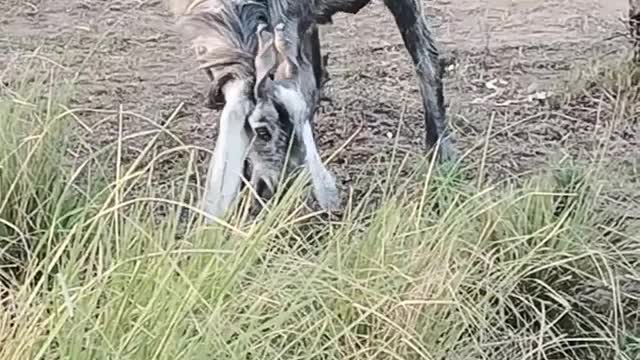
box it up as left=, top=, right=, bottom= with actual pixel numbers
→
left=244, top=90, right=305, bottom=201
left=243, top=23, right=313, bottom=202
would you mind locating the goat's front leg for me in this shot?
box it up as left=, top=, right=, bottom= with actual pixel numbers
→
left=383, top=0, right=455, bottom=161
left=201, top=80, right=253, bottom=223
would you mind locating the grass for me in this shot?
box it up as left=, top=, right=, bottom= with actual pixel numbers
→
left=1, top=61, right=639, bottom=360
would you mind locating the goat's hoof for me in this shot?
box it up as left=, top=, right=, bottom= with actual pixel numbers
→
left=429, top=138, right=457, bottom=163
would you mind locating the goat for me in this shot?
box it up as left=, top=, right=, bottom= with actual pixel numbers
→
left=166, top=0, right=453, bottom=222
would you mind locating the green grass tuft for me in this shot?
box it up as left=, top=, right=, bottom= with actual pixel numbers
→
left=1, top=63, right=639, bottom=360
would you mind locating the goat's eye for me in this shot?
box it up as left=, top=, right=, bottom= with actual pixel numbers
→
left=254, top=119, right=272, bottom=142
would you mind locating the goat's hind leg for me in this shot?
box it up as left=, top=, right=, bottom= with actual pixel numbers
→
left=383, top=0, right=454, bottom=161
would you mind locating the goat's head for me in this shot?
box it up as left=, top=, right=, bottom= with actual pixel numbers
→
left=243, top=23, right=319, bottom=205
left=167, top=1, right=338, bottom=219
left=176, top=8, right=338, bottom=215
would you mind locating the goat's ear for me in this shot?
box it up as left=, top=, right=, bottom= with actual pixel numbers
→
left=254, top=24, right=276, bottom=100
left=273, top=23, right=300, bottom=79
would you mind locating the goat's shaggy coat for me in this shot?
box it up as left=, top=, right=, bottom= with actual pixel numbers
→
left=167, top=0, right=339, bottom=219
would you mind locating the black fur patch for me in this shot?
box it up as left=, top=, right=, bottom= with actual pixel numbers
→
left=273, top=100, right=294, bottom=137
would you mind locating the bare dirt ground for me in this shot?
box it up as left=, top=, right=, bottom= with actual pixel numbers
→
left=1, top=0, right=638, bottom=210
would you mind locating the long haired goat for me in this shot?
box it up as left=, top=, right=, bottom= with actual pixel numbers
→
left=167, top=0, right=454, bottom=221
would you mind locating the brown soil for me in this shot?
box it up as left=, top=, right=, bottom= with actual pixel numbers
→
left=1, top=0, right=638, bottom=211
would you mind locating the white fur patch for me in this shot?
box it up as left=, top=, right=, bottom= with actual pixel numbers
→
left=300, top=121, right=340, bottom=211
left=275, top=86, right=307, bottom=117
left=201, top=80, right=252, bottom=221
